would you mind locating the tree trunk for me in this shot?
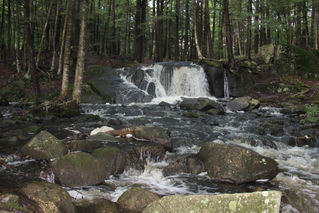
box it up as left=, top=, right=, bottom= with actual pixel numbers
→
left=315, top=0, right=319, bottom=50
left=223, top=0, right=235, bottom=68
left=165, top=0, right=172, bottom=60
left=36, top=1, right=53, bottom=67
left=205, top=0, right=213, bottom=58
left=183, top=0, right=190, bottom=60
left=24, top=0, right=40, bottom=103
left=175, top=0, right=180, bottom=60
left=194, top=0, right=204, bottom=60
left=246, top=0, right=252, bottom=59
left=266, top=2, right=271, bottom=44
left=211, top=0, right=216, bottom=58
left=14, top=1, right=21, bottom=73
left=72, top=0, right=88, bottom=104
left=296, top=2, right=302, bottom=46
left=60, top=0, right=74, bottom=100
left=0, top=0, right=5, bottom=54
left=301, top=0, right=308, bottom=48
left=260, top=0, right=266, bottom=46
left=254, top=0, right=259, bottom=53
left=8, top=0, right=11, bottom=54
left=155, top=0, right=164, bottom=62
left=50, top=1, right=61, bottom=72
left=134, top=0, right=143, bottom=62
left=57, top=0, right=70, bottom=75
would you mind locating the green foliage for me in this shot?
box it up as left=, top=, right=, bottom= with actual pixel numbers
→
left=301, top=105, right=319, bottom=124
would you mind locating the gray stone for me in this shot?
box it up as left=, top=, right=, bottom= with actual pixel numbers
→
left=143, top=191, right=282, bottom=213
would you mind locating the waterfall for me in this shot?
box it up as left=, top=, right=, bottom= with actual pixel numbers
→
left=139, top=62, right=210, bottom=98
left=223, top=69, right=230, bottom=99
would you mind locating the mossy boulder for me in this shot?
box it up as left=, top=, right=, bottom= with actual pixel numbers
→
left=143, top=191, right=282, bottom=213
left=92, top=147, right=126, bottom=177
left=117, top=187, right=160, bottom=212
left=21, top=130, right=68, bottom=160
left=19, top=181, right=75, bottom=213
left=198, top=142, right=279, bottom=184
left=133, top=126, right=172, bottom=150
left=75, top=199, right=121, bottom=213
left=0, top=193, right=26, bottom=212
left=52, top=152, right=107, bottom=187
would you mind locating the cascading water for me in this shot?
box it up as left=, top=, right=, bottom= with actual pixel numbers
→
left=121, top=62, right=211, bottom=102
left=223, top=69, right=230, bottom=99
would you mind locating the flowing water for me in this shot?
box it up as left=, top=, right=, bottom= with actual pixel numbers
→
left=0, top=63, right=318, bottom=212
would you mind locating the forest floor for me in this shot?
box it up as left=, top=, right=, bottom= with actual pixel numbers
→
left=0, top=56, right=318, bottom=105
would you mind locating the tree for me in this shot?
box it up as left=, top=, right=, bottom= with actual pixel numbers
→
left=24, top=0, right=40, bottom=103
left=246, top=0, right=252, bottom=59
left=72, top=0, right=89, bottom=103
left=223, top=0, right=235, bottom=68
left=60, top=0, right=75, bottom=100
left=134, top=0, right=147, bottom=62
left=194, top=0, right=204, bottom=60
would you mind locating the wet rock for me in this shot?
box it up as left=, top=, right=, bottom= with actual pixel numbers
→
left=125, top=144, right=166, bottom=170
left=147, top=82, right=156, bottom=97
left=92, top=147, right=126, bottom=177
left=182, top=112, right=200, bottom=118
left=131, top=69, right=145, bottom=88
left=21, top=130, right=68, bottom=160
left=163, top=154, right=204, bottom=176
left=75, top=199, right=121, bottom=213
left=203, top=66, right=224, bottom=98
left=87, top=132, right=121, bottom=142
left=280, top=104, right=306, bottom=114
left=180, top=98, right=224, bottom=115
left=68, top=140, right=103, bottom=153
left=198, top=142, right=279, bottom=184
left=19, top=181, right=75, bottom=213
left=52, top=152, right=107, bottom=187
left=133, top=126, right=172, bottom=150
left=227, top=96, right=260, bottom=111
left=117, top=187, right=160, bottom=212
left=143, top=191, right=282, bottom=213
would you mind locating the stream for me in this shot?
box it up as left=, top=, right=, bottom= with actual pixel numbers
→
left=0, top=63, right=318, bottom=213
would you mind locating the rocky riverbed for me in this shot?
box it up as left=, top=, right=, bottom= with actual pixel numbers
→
left=0, top=96, right=318, bottom=212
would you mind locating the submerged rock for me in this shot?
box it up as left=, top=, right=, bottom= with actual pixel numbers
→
left=21, top=130, right=68, bottom=160
left=133, top=126, right=172, bottom=150
left=117, top=187, right=160, bottom=212
left=52, top=152, right=107, bottom=187
left=180, top=98, right=224, bottom=115
left=75, top=199, right=121, bottom=213
left=19, top=181, right=75, bottom=213
left=143, top=191, right=282, bottom=213
left=92, top=147, right=126, bottom=177
left=227, top=96, right=260, bottom=111
left=198, top=142, right=279, bottom=184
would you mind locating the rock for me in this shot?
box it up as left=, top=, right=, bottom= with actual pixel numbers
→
left=203, top=65, right=224, bottom=98
left=21, top=130, right=68, bottom=160
left=90, top=126, right=114, bottom=136
left=75, top=199, right=121, bottom=213
left=68, top=140, right=103, bottom=153
left=183, top=112, right=200, bottom=118
left=227, top=96, right=260, bottom=111
left=52, top=152, right=107, bottom=187
left=280, top=104, right=306, bottom=114
left=92, top=147, right=126, bottom=177
left=117, top=187, right=160, bottom=212
left=133, top=126, right=172, bottom=150
left=143, top=191, right=282, bottom=213
left=163, top=154, right=204, bottom=176
left=87, top=132, right=121, bottom=142
left=0, top=193, right=25, bottom=212
left=19, top=181, right=75, bottom=213
left=180, top=98, right=224, bottom=114
left=198, top=142, right=279, bottom=184
left=131, top=69, right=145, bottom=88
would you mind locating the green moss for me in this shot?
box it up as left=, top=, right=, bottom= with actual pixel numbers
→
left=183, top=112, right=200, bottom=118
left=92, top=147, right=121, bottom=158
left=64, top=152, right=95, bottom=169
left=86, top=65, right=104, bottom=76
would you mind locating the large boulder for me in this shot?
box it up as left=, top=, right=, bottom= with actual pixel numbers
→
left=75, top=199, right=121, bottom=213
left=227, top=96, right=260, bottom=111
left=52, top=152, right=107, bottom=187
left=19, top=181, right=75, bottom=213
left=179, top=98, right=224, bottom=115
left=198, top=142, right=279, bottom=184
left=117, top=187, right=160, bottom=212
left=21, top=130, right=68, bottom=160
left=143, top=191, right=282, bottom=213
left=133, top=126, right=172, bottom=150
left=92, top=147, right=126, bottom=177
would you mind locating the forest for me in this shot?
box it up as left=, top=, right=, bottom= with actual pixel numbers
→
left=0, top=0, right=319, bottom=104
